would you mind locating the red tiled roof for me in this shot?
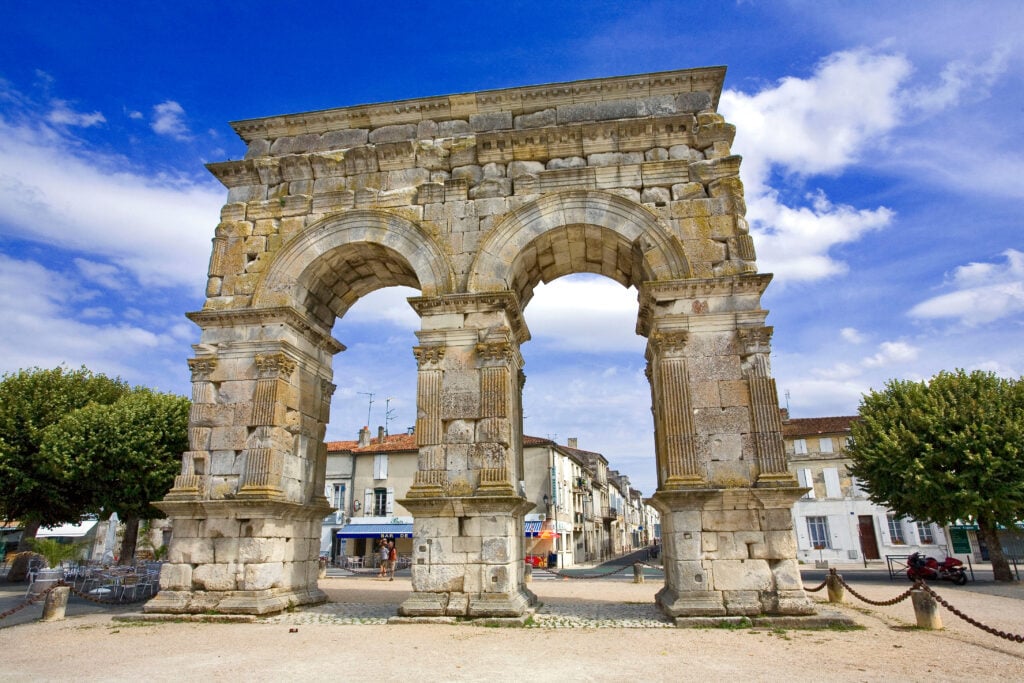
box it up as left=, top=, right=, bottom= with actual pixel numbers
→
left=326, top=432, right=418, bottom=454
left=781, top=416, right=860, bottom=437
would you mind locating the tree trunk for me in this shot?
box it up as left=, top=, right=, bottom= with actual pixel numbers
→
left=6, top=519, right=41, bottom=582
left=976, top=514, right=1015, bottom=582
left=118, top=515, right=139, bottom=566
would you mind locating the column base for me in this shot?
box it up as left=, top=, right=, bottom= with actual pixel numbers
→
left=144, top=586, right=327, bottom=616
left=398, top=588, right=538, bottom=618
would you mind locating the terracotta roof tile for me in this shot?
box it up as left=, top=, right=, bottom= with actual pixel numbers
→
left=326, top=432, right=418, bottom=454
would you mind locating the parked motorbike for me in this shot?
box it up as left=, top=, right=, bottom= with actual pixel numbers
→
left=906, top=552, right=968, bottom=585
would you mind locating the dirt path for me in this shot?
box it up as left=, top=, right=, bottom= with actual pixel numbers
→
left=2, top=576, right=1022, bottom=681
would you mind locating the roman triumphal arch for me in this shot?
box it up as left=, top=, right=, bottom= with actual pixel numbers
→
left=148, top=67, right=815, bottom=619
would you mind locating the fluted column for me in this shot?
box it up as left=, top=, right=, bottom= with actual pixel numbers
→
left=738, top=326, right=795, bottom=486
left=647, top=330, right=705, bottom=488
left=236, top=352, right=296, bottom=499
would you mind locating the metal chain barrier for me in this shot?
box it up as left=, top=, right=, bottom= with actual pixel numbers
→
left=832, top=571, right=917, bottom=606
left=0, top=583, right=59, bottom=621
left=803, top=575, right=829, bottom=593
left=918, top=583, right=1024, bottom=644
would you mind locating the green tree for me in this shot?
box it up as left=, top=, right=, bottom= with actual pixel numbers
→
left=41, top=388, right=189, bottom=564
left=0, top=367, right=128, bottom=541
left=848, top=370, right=1024, bottom=581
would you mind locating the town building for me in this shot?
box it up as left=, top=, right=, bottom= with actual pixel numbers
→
left=321, top=428, right=656, bottom=569
left=782, top=413, right=949, bottom=566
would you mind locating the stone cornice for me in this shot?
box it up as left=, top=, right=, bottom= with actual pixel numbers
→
left=230, top=67, right=727, bottom=142
left=187, top=307, right=345, bottom=354
left=408, top=292, right=531, bottom=344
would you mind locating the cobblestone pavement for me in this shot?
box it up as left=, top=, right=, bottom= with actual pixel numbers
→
left=258, top=597, right=675, bottom=628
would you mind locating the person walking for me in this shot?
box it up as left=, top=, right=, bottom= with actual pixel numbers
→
left=378, top=540, right=389, bottom=578
left=387, top=541, right=398, bottom=580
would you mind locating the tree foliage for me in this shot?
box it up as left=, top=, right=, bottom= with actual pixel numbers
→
left=41, top=388, right=190, bottom=562
left=0, top=366, right=128, bottom=528
left=848, top=369, right=1024, bottom=580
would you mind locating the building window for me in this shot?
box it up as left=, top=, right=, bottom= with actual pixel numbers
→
left=373, top=488, right=388, bottom=516
left=373, top=453, right=388, bottom=480
left=793, top=439, right=808, bottom=455
left=807, top=516, right=831, bottom=549
left=819, top=437, right=833, bottom=453
left=887, top=515, right=906, bottom=544
left=916, top=521, right=935, bottom=544
left=331, top=483, right=345, bottom=510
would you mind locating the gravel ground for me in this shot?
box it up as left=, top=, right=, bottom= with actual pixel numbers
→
left=2, top=575, right=1022, bottom=681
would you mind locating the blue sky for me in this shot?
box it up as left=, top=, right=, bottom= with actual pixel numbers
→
left=2, top=1, right=1022, bottom=497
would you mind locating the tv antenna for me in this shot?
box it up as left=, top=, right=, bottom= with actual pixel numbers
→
left=784, top=390, right=791, bottom=412
left=357, top=392, right=374, bottom=427
left=384, top=397, right=397, bottom=435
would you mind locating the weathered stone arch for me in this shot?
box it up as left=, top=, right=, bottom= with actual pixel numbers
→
left=153, top=67, right=815, bottom=622
left=253, top=208, right=454, bottom=326
left=469, top=190, right=689, bottom=304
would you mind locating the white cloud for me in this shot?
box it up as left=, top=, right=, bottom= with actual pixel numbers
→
left=840, top=327, right=866, bottom=344
left=0, top=254, right=192, bottom=386
left=151, top=100, right=191, bottom=140
left=861, top=341, right=919, bottom=368
left=720, top=49, right=911, bottom=283
left=127, top=110, right=144, bottom=120
left=46, top=99, right=106, bottom=128
left=904, top=48, right=1010, bottom=115
left=0, top=116, right=223, bottom=291
left=909, top=249, right=1024, bottom=325
left=524, top=275, right=643, bottom=354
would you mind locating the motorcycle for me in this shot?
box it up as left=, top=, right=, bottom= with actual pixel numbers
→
left=906, top=552, right=968, bottom=585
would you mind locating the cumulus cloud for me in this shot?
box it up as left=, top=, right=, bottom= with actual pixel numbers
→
left=0, top=115, right=223, bottom=291
left=46, top=99, right=106, bottom=128
left=524, top=275, right=644, bottom=354
left=840, top=327, right=866, bottom=344
left=151, top=100, right=191, bottom=140
left=909, top=249, right=1024, bottom=325
left=861, top=341, right=919, bottom=368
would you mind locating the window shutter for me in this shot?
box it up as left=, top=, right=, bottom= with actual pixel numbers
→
left=795, top=517, right=810, bottom=550
left=364, top=488, right=373, bottom=514
left=797, top=468, right=815, bottom=498
left=819, top=438, right=834, bottom=453
left=386, top=487, right=395, bottom=516
left=823, top=468, right=841, bottom=498
left=374, top=453, right=389, bottom=479
left=325, top=483, right=332, bottom=500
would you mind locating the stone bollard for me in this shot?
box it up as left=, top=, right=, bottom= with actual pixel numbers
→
left=633, top=562, right=644, bottom=584
left=825, top=572, right=845, bottom=603
left=41, top=585, right=70, bottom=622
left=524, top=562, right=532, bottom=583
left=911, top=589, right=943, bottom=630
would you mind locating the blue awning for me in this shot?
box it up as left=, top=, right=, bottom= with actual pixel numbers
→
left=337, top=524, right=413, bottom=539
left=525, top=521, right=542, bottom=537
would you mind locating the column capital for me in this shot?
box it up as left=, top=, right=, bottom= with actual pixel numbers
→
left=187, top=357, right=217, bottom=380
left=412, top=345, right=446, bottom=368
left=409, top=291, right=531, bottom=344
left=254, top=352, right=297, bottom=379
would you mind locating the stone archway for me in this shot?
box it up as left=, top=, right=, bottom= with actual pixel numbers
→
left=150, top=67, right=814, bottom=619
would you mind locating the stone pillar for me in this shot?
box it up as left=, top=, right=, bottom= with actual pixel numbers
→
left=398, top=293, right=537, bottom=618
left=148, top=310, right=340, bottom=615
left=639, top=276, right=813, bottom=619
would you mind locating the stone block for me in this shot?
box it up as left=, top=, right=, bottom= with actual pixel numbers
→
left=764, top=530, right=798, bottom=558
left=451, top=165, right=483, bottom=187
left=546, top=156, right=586, bottom=170
left=470, top=112, right=512, bottom=132
left=270, top=133, right=319, bottom=155
left=760, top=509, right=794, bottom=530
left=507, top=160, right=545, bottom=178
left=316, top=128, right=369, bottom=151
left=244, top=139, right=271, bottom=159
left=723, top=590, right=763, bottom=616
left=368, top=124, right=417, bottom=144
left=438, top=120, right=470, bottom=137
left=770, top=559, right=804, bottom=590
left=241, top=562, right=283, bottom=591
left=641, top=187, right=671, bottom=205
left=711, top=559, right=772, bottom=591
left=158, top=563, right=193, bottom=591
left=417, top=119, right=438, bottom=138
left=469, top=177, right=512, bottom=199
left=445, top=419, right=475, bottom=444
left=169, top=537, right=214, bottom=565
left=638, top=95, right=678, bottom=116
left=675, top=92, right=713, bottom=113
left=481, top=537, right=510, bottom=563
left=557, top=99, right=638, bottom=124
left=412, top=565, right=464, bottom=592
left=702, top=509, right=759, bottom=531
left=514, top=108, right=556, bottom=129
left=192, top=563, right=237, bottom=591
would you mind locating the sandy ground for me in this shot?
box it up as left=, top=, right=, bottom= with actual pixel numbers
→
left=2, top=575, right=1023, bottom=681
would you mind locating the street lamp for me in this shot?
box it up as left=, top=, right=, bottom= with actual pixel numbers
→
left=542, top=494, right=558, bottom=568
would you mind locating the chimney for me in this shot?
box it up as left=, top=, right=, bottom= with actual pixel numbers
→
left=358, top=426, right=370, bottom=447
left=567, top=437, right=578, bottom=449
left=780, top=408, right=790, bottom=422
left=378, top=425, right=385, bottom=442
